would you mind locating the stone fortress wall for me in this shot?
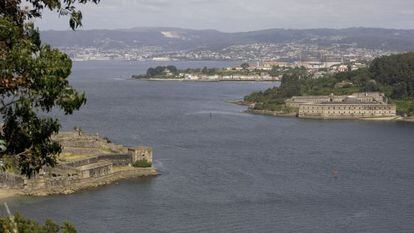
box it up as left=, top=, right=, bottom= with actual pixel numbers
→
left=0, top=131, right=156, bottom=196
left=286, top=92, right=385, bottom=108
left=298, top=102, right=396, bottom=119
left=285, top=92, right=397, bottom=119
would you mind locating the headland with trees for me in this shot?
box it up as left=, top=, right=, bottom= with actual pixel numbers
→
left=131, top=63, right=281, bottom=81
left=243, top=53, right=414, bottom=119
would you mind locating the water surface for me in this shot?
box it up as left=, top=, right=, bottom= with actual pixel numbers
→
left=3, top=61, right=414, bottom=233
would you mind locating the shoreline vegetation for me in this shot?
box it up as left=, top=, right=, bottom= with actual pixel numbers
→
left=131, top=63, right=281, bottom=82
left=241, top=53, right=414, bottom=121
left=0, top=131, right=157, bottom=200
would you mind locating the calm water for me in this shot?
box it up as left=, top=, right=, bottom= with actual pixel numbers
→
left=3, top=61, right=414, bottom=233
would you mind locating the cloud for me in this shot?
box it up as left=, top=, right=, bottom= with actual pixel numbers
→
left=36, top=0, right=414, bottom=31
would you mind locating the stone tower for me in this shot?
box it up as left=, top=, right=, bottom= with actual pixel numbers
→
left=128, top=146, right=153, bottom=164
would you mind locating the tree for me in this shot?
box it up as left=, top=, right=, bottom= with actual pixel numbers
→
left=154, top=66, right=165, bottom=75
left=1, top=0, right=99, bottom=177
left=146, top=68, right=156, bottom=77
left=166, top=65, right=178, bottom=74
left=370, top=53, right=414, bottom=97
left=280, top=74, right=302, bottom=97
left=392, top=82, right=408, bottom=99
left=201, top=66, right=208, bottom=74
left=362, top=80, right=379, bottom=92
left=0, top=213, right=78, bottom=232
left=269, top=65, right=281, bottom=77
left=241, top=62, right=249, bottom=70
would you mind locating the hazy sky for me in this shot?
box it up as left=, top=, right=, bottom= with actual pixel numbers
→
left=36, top=0, right=414, bottom=32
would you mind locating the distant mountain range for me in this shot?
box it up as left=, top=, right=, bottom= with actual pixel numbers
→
left=41, top=27, right=414, bottom=51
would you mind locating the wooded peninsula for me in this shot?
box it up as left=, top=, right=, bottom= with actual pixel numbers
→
left=243, top=53, right=414, bottom=118
left=132, top=63, right=280, bottom=81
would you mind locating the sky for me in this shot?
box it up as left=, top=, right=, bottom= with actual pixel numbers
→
left=36, top=0, right=414, bottom=32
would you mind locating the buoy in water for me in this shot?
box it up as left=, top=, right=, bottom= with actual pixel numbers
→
left=332, top=168, right=338, bottom=179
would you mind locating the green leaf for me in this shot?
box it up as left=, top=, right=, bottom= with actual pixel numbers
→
left=0, top=140, right=6, bottom=152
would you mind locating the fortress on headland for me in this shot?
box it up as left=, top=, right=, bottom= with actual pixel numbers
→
left=286, top=92, right=397, bottom=119
left=0, top=131, right=156, bottom=196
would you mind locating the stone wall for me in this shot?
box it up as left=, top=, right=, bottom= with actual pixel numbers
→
left=352, top=92, right=385, bottom=102
left=22, top=168, right=157, bottom=196
left=129, top=147, right=153, bottom=164
left=0, top=131, right=156, bottom=195
left=299, top=103, right=396, bottom=119
left=0, top=173, right=25, bottom=189
left=286, top=92, right=386, bottom=108
left=23, top=175, right=80, bottom=193
left=64, top=153, right=133, bottom=167
left=78, top=161, right=113, bottom=179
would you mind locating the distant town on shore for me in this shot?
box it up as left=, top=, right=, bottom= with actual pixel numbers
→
left=42, top=27, right=414, bottom=63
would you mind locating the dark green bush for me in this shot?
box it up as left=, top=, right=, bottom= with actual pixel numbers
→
left=133, top=159, right=152, bottom=168
left=0, top=213, right=77, bottom=233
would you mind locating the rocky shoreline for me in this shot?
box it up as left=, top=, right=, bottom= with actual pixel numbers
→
left=229, top=100, right=297, bottom=117
left=246, top=109, right=297, bottom=117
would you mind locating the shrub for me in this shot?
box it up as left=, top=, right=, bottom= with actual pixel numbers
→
left=394, top=99, right=414, bottom=116
left=0, top=213, right=77, bottom=233
left=132, top=159, right=152, bottom=168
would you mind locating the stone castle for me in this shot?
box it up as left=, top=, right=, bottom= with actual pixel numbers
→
left=0, top=131, right=156, bottom=196
left=286, top=92, right=397, bottom=119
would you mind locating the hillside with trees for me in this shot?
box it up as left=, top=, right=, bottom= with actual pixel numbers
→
left=370, top=53, right=414, bottom=98
left=244, top=53, right=414, bottom=116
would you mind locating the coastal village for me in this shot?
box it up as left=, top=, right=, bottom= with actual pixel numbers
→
left=0, top=130, right=156, bottom=197
left=64, top=40, right=392, bottom=63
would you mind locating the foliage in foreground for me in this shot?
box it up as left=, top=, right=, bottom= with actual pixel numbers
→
left=0, top=213, right=76, bottom=233
left=0, top=0, right=99, bottom=177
